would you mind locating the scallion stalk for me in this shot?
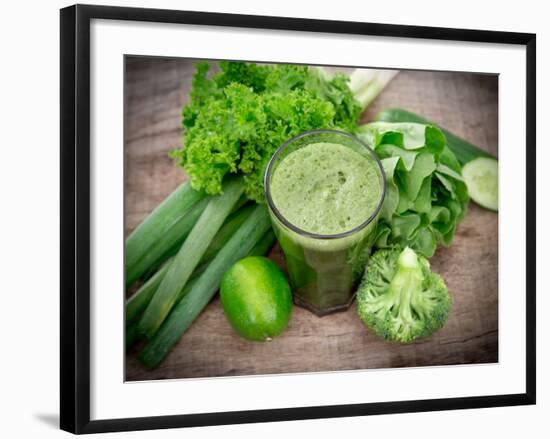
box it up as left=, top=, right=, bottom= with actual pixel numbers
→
left=138, top=177, right=244, bottom=339
left=126, top=203, right=255, bottom=324
left=139, top=204, right=272, bottom=368
left=125, top=180, right=206, bottom=274
left=126, top=196, right=209, bottom=287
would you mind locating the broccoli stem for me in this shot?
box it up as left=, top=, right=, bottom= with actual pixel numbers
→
left=389, top=247, right=424, bottom=324
left=397, top=247, right=419, bottom=269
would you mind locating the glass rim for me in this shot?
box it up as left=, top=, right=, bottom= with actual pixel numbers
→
left=264, top=129, right=387, bottom=240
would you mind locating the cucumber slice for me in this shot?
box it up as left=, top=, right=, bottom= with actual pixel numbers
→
left=462, top=157, right=498, bottom=211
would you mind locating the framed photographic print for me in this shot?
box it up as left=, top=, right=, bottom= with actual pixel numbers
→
left=60, top=4, right=536, bottom=434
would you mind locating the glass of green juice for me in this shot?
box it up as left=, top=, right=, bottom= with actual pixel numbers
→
left=264, top=130, right=386, bottom=316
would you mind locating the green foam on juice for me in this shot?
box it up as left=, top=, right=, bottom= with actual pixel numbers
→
left=270, top=142, right=382, bottom=235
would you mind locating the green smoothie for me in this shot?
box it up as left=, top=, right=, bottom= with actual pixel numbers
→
left=266, top=133, right=385, bottom=316
left=270, top=142, right=382, bottom=236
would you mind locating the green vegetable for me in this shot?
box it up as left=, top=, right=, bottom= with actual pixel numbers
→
left=128, top=192, right=251, bottom=288
left=126, top=320, right=141, bottom=351
left=138, top=177, right=244, bottom=339
left=375, top=108, right=496, bottom=166
left=126, top=260, right=171, bottom=324
left=125, top=180, right=206, bottom=286
left=125, top=229, right=275, bottom=350
left=349, top=69, right=398, bottom=110
left=462, top=157, right=499, bottom=211
left=140, top=194, right=251, bottom=282
left=357, top=247, right=451, bottom=342
left=126, top=196, right=209, bottom=287
left=220, top=256, right=292, bottom=341
left=358, top=122, right=469, bottom=257
left=171, top=62, right=394, bottom=202
left=126, top=203, right=257, bottom=323
left=199, top=203, right=254, bottom=263
left=139, top=204, right=272, bottom=368
left=125, top=61, right=397, bottom=362
left=248, top=229, right=276, bottom=258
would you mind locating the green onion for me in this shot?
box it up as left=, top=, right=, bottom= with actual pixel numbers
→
left=125, top=203, right=255, bottom=325
left=126, top=320, right=141, bottom=351
left=139, top=204, right=272, bottom=369
left=125, top=228, right=274, bottom=351
left=138, top=177, right=244, bottom=339
left=199, top=203, right=254, bottom=264
left=126, top=196, right=209, bottom=287
left=137, top=196, right=251, bottom=283
left=125, top=180, right=206, bottom=274
left=248, top=229, right=276, bottom=257
left=126, top=261, right=171, bottom=324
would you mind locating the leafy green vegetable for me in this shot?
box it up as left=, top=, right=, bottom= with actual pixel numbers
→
left=171, top=62, right=362, bottom=202
left=375, top=108, right=496, bottom=165
left=358, top=122, right=469, bottom=257
left=124, top=61, right=398, bottom=365
left=357, top=247, right=451, bottom=342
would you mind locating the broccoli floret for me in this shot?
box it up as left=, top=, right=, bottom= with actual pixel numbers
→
left=357, top=247, right=451, bottom=342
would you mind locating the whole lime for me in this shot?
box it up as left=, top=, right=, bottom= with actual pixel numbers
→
left=220, top=256, right=292, bottom=341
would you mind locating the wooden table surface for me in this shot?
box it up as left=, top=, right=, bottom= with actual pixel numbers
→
left=125, top=57, right=498, bottom=381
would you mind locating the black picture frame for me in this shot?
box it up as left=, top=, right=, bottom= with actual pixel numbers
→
left=60, top=4, right=536, bottom=434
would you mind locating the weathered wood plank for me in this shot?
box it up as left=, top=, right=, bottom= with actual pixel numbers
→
left=125, top=57, right=498, bottom=380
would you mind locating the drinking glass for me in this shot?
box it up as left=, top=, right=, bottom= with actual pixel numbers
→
left=264, top=130, right=386, bottom=316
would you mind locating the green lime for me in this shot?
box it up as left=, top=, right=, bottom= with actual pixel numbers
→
left=220, top=256, right=292, bottom=341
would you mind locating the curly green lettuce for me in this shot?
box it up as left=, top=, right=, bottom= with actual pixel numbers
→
left=171, top=62, right=361, bottom=202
